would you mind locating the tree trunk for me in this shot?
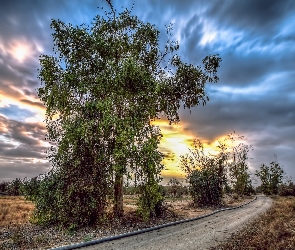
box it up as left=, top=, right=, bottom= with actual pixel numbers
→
left=113, top=173, right=124, bottom=217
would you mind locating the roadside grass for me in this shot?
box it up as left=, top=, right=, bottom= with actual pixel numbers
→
left=0, top=196, right=34, bottom=226
left=213, top=196, right=295, bottom=250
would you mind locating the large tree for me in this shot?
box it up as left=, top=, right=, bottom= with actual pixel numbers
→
left=37, top=5, right=221, bottom=226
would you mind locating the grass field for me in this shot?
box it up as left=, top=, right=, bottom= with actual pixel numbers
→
left=0, top=196, right=34, bottom=226
left=213, top=196, right=295, bottom=249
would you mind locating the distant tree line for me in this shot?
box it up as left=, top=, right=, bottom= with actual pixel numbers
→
left=0, top=177, right=41, bottom=197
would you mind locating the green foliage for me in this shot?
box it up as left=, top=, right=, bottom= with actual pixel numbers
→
left=134, top=127, right=164, bottom=219
left=29, top=172, right=60, bottom=225
left=255, top=162, right=285, bottom=195
left=36, top=3, right=221, bottom=227
left=0, top=178, right=27, bottom=196
left=31, top=168, right=110, bottom=227
left=243, top=177, right=256, bottom=196
left=22, top=177, right=41, bottom=201
left=137, top=182, right=164, bottom=220
left=180, top=139, right=227, bottom=207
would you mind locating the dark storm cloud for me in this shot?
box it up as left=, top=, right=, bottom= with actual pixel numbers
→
left=218, top=52, right=277, bottom=87
left=0, top=58, right=22, bottom=84
left=180, top=91, right=295, bottom=142
left=4, top=146, right=45, bottom=159
left=215, top=40, right=295, bottom=87
left=0, top=0, right=64, bottom=40
left=207, top=0, right=295, bottom=34
left=149, top=0, right=295, bottom=91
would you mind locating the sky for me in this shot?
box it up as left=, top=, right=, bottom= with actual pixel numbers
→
left=0, top=0, right=295, bottom=184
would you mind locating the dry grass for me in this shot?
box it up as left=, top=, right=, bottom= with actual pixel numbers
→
left=0, top=194, right=250, bottom=227
left=213, top=196, right=295, bottom=250
left=0, top=196, right=34, bottom=226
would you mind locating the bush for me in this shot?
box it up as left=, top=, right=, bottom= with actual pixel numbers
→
left=278, top=182, right=295, bottom=196
left=180, top=139, right=227, bottom=207
left=189, top=166, right=225, bottom=207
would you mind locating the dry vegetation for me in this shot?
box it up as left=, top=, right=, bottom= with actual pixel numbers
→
left=212, top=196, right=295, bottom=250
left=0, top=196, right=34, bottom=226
left=0, top=195, right=253, bottom=249
left=5, top=194, right=287, bottom=249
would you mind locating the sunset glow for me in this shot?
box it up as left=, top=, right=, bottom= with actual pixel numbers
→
left=152, top=119, right=231, bottom=181
left=10, top=43, right=30, bottom=62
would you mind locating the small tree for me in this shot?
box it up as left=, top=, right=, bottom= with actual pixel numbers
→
left=255, top=162, right=284, bottom=195
left=180, top=139, right=227, bottom=207
left=227, top=133, right=254, bottom=196
left=180, top=133, right=255, bottom=206
left=278, top=179, right=295, bottom=196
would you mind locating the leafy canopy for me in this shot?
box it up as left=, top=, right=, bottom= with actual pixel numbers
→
left=36, top=6, right=221, bottom=226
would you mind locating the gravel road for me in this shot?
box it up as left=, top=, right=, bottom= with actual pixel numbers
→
left=80, top=195, right=272, bottom=250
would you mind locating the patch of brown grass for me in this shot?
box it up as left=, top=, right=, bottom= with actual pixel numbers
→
left=212, top=196, right=295, bottom=250
left=0, top=196, right=34, bottom=226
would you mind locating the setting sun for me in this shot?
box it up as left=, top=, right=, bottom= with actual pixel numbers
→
left=11, top=44, right=29, bottom=62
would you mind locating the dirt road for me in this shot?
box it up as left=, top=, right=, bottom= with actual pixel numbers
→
left=79, top=195, right=272, bottom=250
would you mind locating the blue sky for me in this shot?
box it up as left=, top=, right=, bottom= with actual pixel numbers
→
left=0, top=0, right=295, bottom=183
